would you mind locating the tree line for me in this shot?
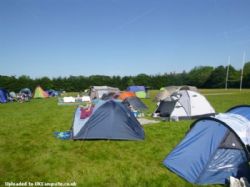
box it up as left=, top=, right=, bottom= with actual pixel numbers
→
left=1, top=63, right=250, bottom=92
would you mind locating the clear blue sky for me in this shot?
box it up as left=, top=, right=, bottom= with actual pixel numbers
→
left=1, top=0, right=250, bottom=78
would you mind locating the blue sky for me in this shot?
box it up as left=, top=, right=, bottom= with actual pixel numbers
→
left=1, top=0, right=250, bottom=78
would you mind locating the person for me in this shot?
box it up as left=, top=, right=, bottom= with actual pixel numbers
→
left=128, top=105, right=138, bottom=117
left=80, top=104, right=94, bottom=119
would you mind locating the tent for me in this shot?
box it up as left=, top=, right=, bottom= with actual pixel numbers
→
left=163, top=105, right=250, bottom=185
left=156, top=85, right=198, bottom=101
left=33, top=86, right=48, bottom=98
left=123, top=97, right=148, bottom=111
left=19, top=88, right=32, bottom=98
left=46, top=89, right=59, bottom=97
left=135, top=91, right=147, bottom=99
left=9, top=91, right=17, bottom=100
left=123, top=98, right=148, bottom=112
left=127, top=86, right=147, bottom=99
left=71, top=100, right=145, bottom=140
left=227, top=105, right=250, bottom=121
left=118, top=91, right=136, bottom=100
left=101, top=92, right=119, bottom=100
left=0, top=88, right=8, bottom=103
left=127, top=86, right=145, bottom=92
left=89, top=86, right=120, bottom=99
left=118, top=91, right=148, bottom=111
left=153, top=90, right=215, bottom=120
left=155, top=90, right=173, bottom=102
left=160, top=85, right=198, bottom=92
left=17, top=88, right=32, bottom=102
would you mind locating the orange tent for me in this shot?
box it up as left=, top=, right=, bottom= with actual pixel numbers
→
left=118, top=91, right=136, bottom=100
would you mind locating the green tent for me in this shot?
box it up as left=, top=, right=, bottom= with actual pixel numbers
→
left=135, top=91, right=146, bottom=99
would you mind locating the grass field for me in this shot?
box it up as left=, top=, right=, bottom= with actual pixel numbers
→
left=1, top=89, right=250, bottom=187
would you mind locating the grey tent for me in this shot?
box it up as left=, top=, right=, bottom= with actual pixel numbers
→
left=122, top=96, right=148, bottom=111
left=71, top=100, right=145, bottom=140
left=89, top=86, right=120, bottom=99
left=9, top=91, right=17, bottom=99
left=163, top=85, right=198, bottom=92
left=101, top=92, right=119, bottom=100
left=19, top=88, right=32, bottom=98
left=155, top=85, right=198, bottom=101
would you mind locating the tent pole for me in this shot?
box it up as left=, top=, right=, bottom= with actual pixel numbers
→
left=225, top=56, right=230, bottom=90
left=240, top=52, right=246, bottom=91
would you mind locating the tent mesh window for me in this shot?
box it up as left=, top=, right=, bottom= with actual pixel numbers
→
left=219, top=130, right=244, bottom=150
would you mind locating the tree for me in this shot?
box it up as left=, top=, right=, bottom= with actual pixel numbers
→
left=0, top=63, right=248, bottom=91
left=204, top=66, right=226, bottom=88
left=127, top=78, right=135, bottom=86
left=0, top=75, right=18, bottom=91
left=186, top=66, right=213, bottom=87
left=17, top=75, right=34, bottom=91
left=133, top=74, right=150, bottom=86
left=227, top=65, right=240, bottom=88
left=35, top=76, right=53, bottom=90
left=243, top=62, right=250, bottom=88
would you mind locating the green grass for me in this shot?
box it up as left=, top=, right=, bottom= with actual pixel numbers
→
left=1, top=89, right=250, bottom=187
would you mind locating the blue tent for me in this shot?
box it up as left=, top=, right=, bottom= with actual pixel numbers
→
left=227, top=105, right=250, bottom=121
left=46, top=89, right=59, bottom=97
left=71, top=100, right=145, bottom=140
left=0, top=88, right=8, bottom=103
left=127, top=86, right=145, bottom=92
left=163, top=105, right=250, bottom=185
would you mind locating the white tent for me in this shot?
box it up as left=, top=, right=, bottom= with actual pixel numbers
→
left=89, top=86, right=120, bottom=99
left=153, top=90, right=215, bottom=120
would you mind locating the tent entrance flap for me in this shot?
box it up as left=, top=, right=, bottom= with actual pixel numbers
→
left=157, top=100, right=177, bottom=117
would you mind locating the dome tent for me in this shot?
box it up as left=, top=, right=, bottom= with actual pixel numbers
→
left=163, top=105, right=250, bottom=185
left=156, top=85, right=198, bottom=102
left=122, top=96, right=148, bottom=112
left=153, top=90, right=215, bottom=120
left=19, top=88, right=32, bottom=98
left=126, top=86, right=147, bottom=99
left=127, top=86, right=145, bottom=92
left=89, top=86, right=120, bottom=99
left=71, top=100, right=145, bottom=140
left=119, top=91, right=148, bottom=111
left=46, top=89, right=59, bottom=97
left=118, top=91, right=136, bottom=100
left=0, top=88, right=8, bottom=103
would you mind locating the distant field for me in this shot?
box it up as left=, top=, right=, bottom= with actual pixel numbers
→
left=0, top=89, right=249, bottom=187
